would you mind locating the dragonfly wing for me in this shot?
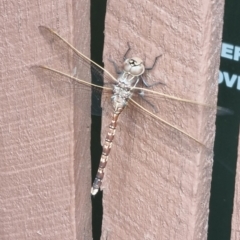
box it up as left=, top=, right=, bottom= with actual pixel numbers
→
left=32, top=65, right=113, bottom=116
left=37, top=26, right=118, bottom=116
left=126, top=86, right=216, bottom=148
left=216, top=106, right=234, bottom=116
left=37, top=26, right=214, bottom=150
left=38, top=26, right=119, bottom=86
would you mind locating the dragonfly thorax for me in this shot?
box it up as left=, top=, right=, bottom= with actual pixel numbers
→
left=118, top=72, right=140, bottom=88
left=123, top=57, right=145, bottom=76
left=111, top=83, right=133, bottom=110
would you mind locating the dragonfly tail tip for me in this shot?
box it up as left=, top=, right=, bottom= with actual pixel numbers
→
left=91, top=187, right=99, bottom=196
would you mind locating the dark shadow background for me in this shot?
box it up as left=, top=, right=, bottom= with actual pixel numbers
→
left=90, top=1, right=240, bottom=239
left=90, top=1, right=106, bottom=240
left=208, top=0, right=240, bottom=239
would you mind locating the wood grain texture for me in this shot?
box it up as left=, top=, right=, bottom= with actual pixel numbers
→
left=0, top=1, right=91, bottom=239
left=100, top=0, right=224, bottom=239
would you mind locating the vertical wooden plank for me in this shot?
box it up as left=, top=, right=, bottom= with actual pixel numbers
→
left=0, top=0, right=91, bottom=239
left=100, top=0, right=223, bottom=239
left=72, top=1, right=92, bottom=239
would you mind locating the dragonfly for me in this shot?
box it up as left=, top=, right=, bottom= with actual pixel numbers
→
left=37, top=26, right=220, bottom=196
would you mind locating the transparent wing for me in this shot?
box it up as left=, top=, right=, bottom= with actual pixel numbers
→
left=37, top=26, right=219, bottom=146
left=38, top=26, right=118, bottom=85
left=33, top=64, right=113, bottom=117
left=38, top=26, right=119, bottom=115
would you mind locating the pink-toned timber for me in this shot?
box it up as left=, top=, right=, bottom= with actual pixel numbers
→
left=0, top=1, right=91, bottom=239
left=100, top=0, right=223, bottom=239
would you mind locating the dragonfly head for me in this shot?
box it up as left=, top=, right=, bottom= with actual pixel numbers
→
left=123, top=57, right=145, bottom=76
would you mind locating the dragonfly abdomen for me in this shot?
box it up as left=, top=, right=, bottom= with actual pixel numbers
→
left=91, top=107, right=125, bottom=195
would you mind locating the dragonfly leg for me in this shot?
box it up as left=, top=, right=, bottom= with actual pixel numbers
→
left=145, top=54, right=162, bottom=70
left=138, top=90, right=158, bottom=113
left=123, top=42, right=131, bottom=60
left=108, top=42, right=132, bottom=74
left=108, top=59, right=122, bottom=74
left=140, top=75, right=165, bottom=88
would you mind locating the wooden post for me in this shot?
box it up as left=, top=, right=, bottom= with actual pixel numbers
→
left=101, top=0, right=223, bottom=239
left=0, top=1, right=91, bottom=239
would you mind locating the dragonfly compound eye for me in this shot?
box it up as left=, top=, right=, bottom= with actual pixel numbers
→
left=123, top=57, right=145, bottom=76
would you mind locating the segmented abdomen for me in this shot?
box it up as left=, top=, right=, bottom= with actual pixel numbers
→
left=91, top=107, right=124, bottom=195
